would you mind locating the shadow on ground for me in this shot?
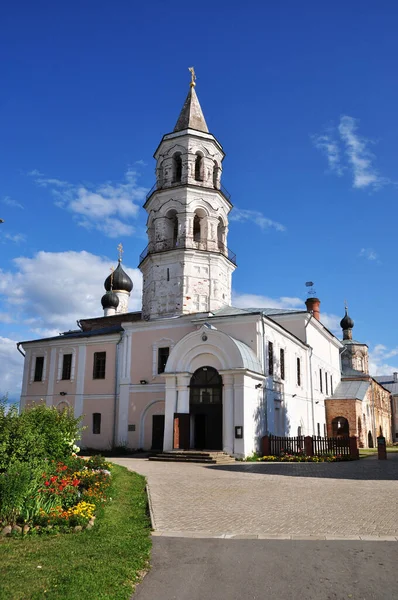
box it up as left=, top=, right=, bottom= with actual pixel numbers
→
left=205, top=453, right=398, bottom=481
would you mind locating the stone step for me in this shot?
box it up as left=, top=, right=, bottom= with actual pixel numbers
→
left=149, top=456, right=217, bottom=464
left=149, top=451, right=236, bottom=464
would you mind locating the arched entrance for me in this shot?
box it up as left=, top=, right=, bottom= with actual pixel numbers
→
left=189, top=367, right=223, bottom=450
left=332, top=416, right=350, bottom=437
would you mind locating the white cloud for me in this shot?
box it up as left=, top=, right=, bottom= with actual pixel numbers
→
left=359, top=247, right=378, bottom=261
left=338, top=116, right=388, bottom=190
left=0, top=337, right=24, bottom=399
left=313, top=116, right=389, bottom=191
left=233, top=292, right=302, bottom=310
left=2, top=196, right=24, bottom=209
left=311, top=133, right=344, bottom=175
left=369, top=344, right=398, bottom=376
left=320, top=313, right=341, bottom=335
left=230, top=209, right=286, bottom=232
left=0, top=250, right=143, bottom=335
left=2, top=233, right=26, bottom=244
left=28, top=168, right=148, bottom=238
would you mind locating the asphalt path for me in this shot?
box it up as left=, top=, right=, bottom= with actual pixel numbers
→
left=134, top=538, right=397, bottom=600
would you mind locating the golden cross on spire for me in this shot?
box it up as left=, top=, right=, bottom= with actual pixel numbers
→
left=117, top=243, right=123, bottom=263
left=188, top=66, right=196, bottom=88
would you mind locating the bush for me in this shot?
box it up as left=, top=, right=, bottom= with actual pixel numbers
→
left=0, top=398, right=82, bottom=471
left=0, top=461, right=39, bottom=525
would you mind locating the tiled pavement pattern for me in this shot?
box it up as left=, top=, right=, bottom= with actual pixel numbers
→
left=111, top=455, right=398, bottom=539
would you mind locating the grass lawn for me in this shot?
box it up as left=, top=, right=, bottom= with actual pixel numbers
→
left=0, top=465, right=151, bottom=600
left=359, top=447, right=398, bottom=458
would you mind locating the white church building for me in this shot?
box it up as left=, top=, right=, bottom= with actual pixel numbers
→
left=18, top=74, right=344, bottom=457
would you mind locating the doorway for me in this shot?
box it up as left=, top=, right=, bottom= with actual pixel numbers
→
left=151, top=415, right=165, bottom=450
left=189, top=367, right=223, bottom=450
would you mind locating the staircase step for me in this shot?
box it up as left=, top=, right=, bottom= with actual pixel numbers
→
left=149, top=451, right=236, bottom=464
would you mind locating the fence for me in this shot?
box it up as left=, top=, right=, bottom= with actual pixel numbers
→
left=262, top=434, right=358, bottom=460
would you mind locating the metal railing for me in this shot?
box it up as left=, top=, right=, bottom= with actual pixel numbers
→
left=139, top=236, right=236, bottom=265
left=145, top=181, right=231, bottom=201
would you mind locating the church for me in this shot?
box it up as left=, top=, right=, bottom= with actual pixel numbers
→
left=17, top=72, right=391, bottom=456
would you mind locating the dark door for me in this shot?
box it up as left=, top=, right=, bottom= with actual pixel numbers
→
left=194, top=414, right=206, bottom=449
left=151, top=415, right=165, bottom=450
left=173, top=413, right=190, bottom=449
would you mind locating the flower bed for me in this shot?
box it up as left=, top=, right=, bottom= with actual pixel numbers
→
left=246, top=452, right=352, bottom=463
left=0, top=455, right=113, bottom=535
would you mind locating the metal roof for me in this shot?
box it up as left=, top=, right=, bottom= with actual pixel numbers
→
left=374, top=376, right=398, bottom=395
left=20, top=325, right=123, bottom=345
left=331, top=380, right=370, bottom=401
left=231, top=337, right=263, bottom=374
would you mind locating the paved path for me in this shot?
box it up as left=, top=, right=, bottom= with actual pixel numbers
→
left=134, top=538, right=398, bottom=600
left=112, top=454, right=398, bottom=539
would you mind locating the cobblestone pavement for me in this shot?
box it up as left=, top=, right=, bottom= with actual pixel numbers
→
left=112, top=455, right=398, bottom=538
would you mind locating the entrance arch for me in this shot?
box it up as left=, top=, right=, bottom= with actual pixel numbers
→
left=332, top=416, right=350, bottom=437
left=190, top=367, right=223, bottom=450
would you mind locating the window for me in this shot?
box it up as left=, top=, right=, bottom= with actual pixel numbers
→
left=317, top=423, right=321, bottom=436
left=280, top=348, right=285, bottom=380
left=34, top=356, right=44, bottom=382
left=93, top=352, right=106, bottom=379
left=195, top=154, right=202, bottom=181
left=158, top=347, right=170, bottom=374
left=268, top=342, right=274, bottom=376
left=325, top=372, right=328, bottom=395
left=173, top=153, right=182, bottom=182
left=61, top=353, right=72, bottom=380
left=297, top=426, right=302, bottom=437
left=93, top=413, right=101, bottom=434
left=297, top=357, right=301, bottom=386
left=193, top=214, right=201, bottom=241
left=319, top=368, right=323, bottom=393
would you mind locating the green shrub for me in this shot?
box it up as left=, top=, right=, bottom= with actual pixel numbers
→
left=0, top=461, right=37, bottom=525
left=0, top=399, right=82, bottom=471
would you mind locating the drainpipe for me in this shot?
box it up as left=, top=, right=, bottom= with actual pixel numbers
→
left=17, top=342, right=25, bottom=358
left=261, top=317, right=268, bottom=434
left=304, top=315, right=316, bottom=435
left=112, top=332, right=124, bottom=449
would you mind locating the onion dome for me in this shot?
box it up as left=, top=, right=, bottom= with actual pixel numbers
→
left=101, top=291, right=119, bottom=310
left=340, top=308, right=354, bottom=330
left=104, top=261, right=133, bottom=293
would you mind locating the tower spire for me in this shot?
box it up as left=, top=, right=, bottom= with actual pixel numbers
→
left=173, top=68, right=208, bottom=133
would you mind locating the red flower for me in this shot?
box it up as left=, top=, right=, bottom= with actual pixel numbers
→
left=44, top=481, right=50, bottom=486
left=71, top=479, right=80, bottom=487
left=50, top=476, right=57, bottom=483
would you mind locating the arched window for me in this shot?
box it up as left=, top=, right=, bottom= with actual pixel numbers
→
left=193, top=214, right=201, bottom=242
left=217, top=217, right=225, bottom=250
left=173, top=153, right=182, bottom=183
left=165, top=210, right=178, bottom=248
left=190, top=367, right=222, bottom=404
left=213, top=161, right=219, bottom=188
left=195, top=154, right=203, bottom=181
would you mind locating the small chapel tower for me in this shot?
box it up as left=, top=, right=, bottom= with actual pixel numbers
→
left=340, top=305, right=369, bottom=374
left=139, top=69, right=236, bottom=320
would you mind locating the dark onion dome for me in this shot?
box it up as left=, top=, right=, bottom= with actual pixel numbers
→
left=101, top=291, right=119, bottom=310
left=104, top=261, right=133, bottom=293
left=340, top=308, right=354, bottom=330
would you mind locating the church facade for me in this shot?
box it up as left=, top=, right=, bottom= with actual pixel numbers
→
left=19, top=75, right=382, bottom=457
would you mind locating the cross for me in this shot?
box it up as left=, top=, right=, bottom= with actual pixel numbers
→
left=188, top=66, right=196, bottom=88
left=117, top=243, right=123, bottom=262
left=344, top=299, right=348, bottom=312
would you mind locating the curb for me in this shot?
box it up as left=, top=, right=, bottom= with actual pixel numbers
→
left=151, top=531, right=398, bottom=542
left=145, top=484, right=157, bottom=531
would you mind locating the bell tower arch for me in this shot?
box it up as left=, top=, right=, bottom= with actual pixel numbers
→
left=139, top=71, right=236, bottom=320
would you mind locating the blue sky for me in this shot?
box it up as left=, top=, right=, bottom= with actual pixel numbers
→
left=1, top=0, right=398, bottom=399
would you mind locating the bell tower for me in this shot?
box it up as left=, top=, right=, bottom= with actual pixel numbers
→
left=139, top=69, right=236, bottom=320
